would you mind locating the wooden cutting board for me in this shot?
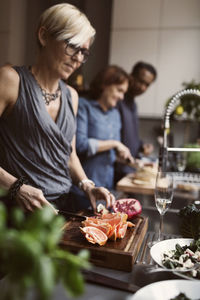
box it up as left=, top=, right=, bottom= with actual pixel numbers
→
left=116, top=173, right=155, bottom=195
left=60, top=214, right=148, bottom=272
left=116, top=174, right=200, bottom=200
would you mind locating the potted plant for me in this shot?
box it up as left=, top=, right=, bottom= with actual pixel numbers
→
left=166, top=80, right=200, bottom=121
left=165, top=81, right=200, bottom=171
left=0, top=199, right=91, bottom=300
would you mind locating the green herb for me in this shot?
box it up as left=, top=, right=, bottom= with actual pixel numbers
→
left=170, top=292, right=191, bottom=300
left=183, top=144, right=200, bottom=171
left=0, top=202, right=91, bottom=300
left=178, top=204, right=200, bottom=239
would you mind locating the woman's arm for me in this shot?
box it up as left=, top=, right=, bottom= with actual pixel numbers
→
left=68, top=86, right=115, bottom=211
left=75, top=96, right=133, bottom=161
left=0, top=65, right=19, bottom=116
left=69, top=134, right=115, bottom=212
left=0, top=66, right=57, bottom=213
left=67, top=86, right=90, bottom=184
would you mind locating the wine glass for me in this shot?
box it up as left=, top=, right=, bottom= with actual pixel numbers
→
left=148, top=171, right=174, bottom=247
left=176, top=152, right=187, bottom=172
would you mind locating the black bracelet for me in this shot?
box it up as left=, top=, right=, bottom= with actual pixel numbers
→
left=9, top=176, right=28, bottom=201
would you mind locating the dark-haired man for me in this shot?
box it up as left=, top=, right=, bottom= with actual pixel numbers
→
left=115, top=61, right=157, bottom=181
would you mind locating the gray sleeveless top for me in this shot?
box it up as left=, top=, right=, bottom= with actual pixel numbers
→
left=0, top=66, right=76, bottom=201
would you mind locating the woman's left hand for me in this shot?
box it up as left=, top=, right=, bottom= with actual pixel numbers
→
left=85, top=186, right=115, bottom=212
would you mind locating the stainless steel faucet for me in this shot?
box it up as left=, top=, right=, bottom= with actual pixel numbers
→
left=160, top=88, right=200, bottom=171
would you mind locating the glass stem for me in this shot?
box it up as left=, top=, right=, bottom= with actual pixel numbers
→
left=158, top=214, right=163, bottom=241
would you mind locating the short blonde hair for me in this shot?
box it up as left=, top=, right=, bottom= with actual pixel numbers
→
left=37, top=3, right=96, bottom=47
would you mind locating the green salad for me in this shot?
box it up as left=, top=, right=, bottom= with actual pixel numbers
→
left=170, top=293, right=191, bottom=300
left=170, top=292, right=200, bottom=300
left=162, top=239, right=200, bottom=279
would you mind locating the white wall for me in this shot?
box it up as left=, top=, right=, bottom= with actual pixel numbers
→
left=109, top=0, right=200, bottom=117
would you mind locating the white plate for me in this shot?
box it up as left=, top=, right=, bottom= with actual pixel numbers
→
left=127, top=280, right=200, bottom=300
left=150, top=238, right=193, bottom=267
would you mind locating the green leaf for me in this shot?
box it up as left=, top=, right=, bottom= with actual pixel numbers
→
left=53, top=249, right=91, bottom=269
left=0, top=203, right=6, bottom=231
left=0, top=188, right=8, bottom=197
left=62, top=265, right=85, bottom=297
left=35, top=255, right=55, bottom=300
left=78, top=249, right=90, bottom=261
left=0, top=203, right=87, bottom=299
left=179, top=204, right=200, bottom=239
left=39, top=206, right=56, bottom=223
left=11, top=208, right=25, bottom=229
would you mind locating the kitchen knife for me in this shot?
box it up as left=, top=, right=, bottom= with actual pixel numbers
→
left=126, top=158, right=155, bottom=170
left=82, top=269, right=140, bottom=293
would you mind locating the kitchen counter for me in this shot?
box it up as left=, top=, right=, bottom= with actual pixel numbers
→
left=49, top=196, right=187, bottom=300
left=116, top=172, right=200, bottom=201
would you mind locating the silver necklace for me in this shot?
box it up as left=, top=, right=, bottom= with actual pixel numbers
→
left=30, top=67, right=61, bottom=105
left=40, top=86, right=61, bottom=105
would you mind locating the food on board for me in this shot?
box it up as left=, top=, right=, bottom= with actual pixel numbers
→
left=132, top=165, right=157, bottom=187
left=97, top=203, right=109, bottom=214
left=80, top=226, right=108, bottom=246
left=176, top=183, right=198, bottom=192
left=80, top=212, right=135, bottom=246
left=113, top=198, right=142, bottom=219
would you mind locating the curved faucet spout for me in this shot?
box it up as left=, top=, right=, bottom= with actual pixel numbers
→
left=159, top=88, right=200, bottom=171
left=163, top=88, right=200, bottom=148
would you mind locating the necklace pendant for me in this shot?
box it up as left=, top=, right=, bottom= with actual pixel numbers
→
left=41, top=86, right=60, bottom=105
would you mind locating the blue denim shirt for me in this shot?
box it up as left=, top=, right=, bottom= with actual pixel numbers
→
left=76, top=97, right=121, bottom=189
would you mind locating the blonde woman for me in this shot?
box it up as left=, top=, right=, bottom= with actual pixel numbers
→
left=0, top=3, right=114, bottom=213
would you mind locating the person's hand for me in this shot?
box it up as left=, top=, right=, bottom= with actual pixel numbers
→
left=115, top=141, right=133, bottom=162
left=16, top=184, right=57, bottom=214
left=83, top=185, right=115, bottom=212
left=143, top=143, right=154, bottom=156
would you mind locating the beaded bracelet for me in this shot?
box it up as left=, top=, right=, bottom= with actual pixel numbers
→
left=9, top=176, right=28, bottom=201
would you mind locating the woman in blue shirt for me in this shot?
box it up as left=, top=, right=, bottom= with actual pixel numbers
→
left=70, top=65, right=134, bottom=209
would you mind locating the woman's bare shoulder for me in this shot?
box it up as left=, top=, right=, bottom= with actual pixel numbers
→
left=0, top=64, right=19, bottom=84
left=67, top=85, right=78, bottom=99
left=66, top=84, right=79, bottom=114
left=0, top=65, right=20, bottom=114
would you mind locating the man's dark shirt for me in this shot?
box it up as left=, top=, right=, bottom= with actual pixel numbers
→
left=115, top=96, right=143, bottom=180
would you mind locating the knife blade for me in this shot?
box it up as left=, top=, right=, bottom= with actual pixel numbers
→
left=126, top=158, right=155, bottom=170
left=58, top=210, right=86, bottom=221
left=82, top=269, right=140, bottom=293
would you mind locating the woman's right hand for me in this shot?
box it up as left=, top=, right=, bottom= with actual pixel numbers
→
left=115, top=141, right=134, bottom=162
left=16, top=184, right=57, bottom=213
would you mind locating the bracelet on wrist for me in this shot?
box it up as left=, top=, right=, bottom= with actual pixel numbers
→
left=9, top=176, right=28, bottom=201
left=78, top=179, right=95, bottom=190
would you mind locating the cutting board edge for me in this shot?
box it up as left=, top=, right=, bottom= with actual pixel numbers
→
left=60, top=216, right=148, bottom=272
